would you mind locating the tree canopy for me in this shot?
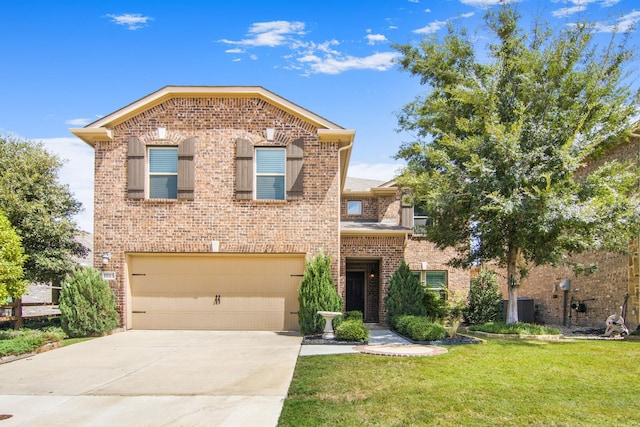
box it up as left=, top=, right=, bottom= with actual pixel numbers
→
left=393, top=4, right=640, bottom=323
left=0, top=135, right=87, bottom=284
left=0, top=210, right=28, bottom=303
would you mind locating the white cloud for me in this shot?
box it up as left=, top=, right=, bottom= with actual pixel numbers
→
left=347, top=162, right=404, bottom=181
left=37, top=137, right=94, bottom=233
left=106, top=13, right=153, bottom=30
left=301, top=51, right=401, bottom=75
left=594, top=11, right=640, bottom=32
left=600, top=0, right=621, bottom=6
left=366, top=34, right=388, bottom=45
left=552, top=5, right=587, bottom=17
left=413, top=19, right=448, bottom=34
left=425, top=8, right=432, bottom=13
left=65, top=118, right=92, bottom=126
left=459, top=0, right=520, bottom=8
left=219, top=21, right=305, bottom=47
left=225, top=48, right=244, bottom=54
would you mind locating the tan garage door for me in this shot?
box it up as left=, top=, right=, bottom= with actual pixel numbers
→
left=128, top=254, right=305, bottom=331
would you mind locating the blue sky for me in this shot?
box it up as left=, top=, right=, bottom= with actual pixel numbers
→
left=1, top=0, right=638, bottom=232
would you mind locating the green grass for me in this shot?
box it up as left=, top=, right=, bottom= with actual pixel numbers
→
left=0, top=327, right=66, bottom=357
left=468, top=322, right=562, bottom=335
left=279, top=338, right=640, bottom=426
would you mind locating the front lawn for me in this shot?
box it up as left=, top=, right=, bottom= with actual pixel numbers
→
left=279, top=338, right=640, bottom=426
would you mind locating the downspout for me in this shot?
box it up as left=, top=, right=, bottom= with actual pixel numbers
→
left=338, top=137, right=354, bottom=299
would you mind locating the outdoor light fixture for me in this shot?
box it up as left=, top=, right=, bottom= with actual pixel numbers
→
left=265, top=128, right=275, bottom=141
left=370, top=272, right=375, bottom=279
left=102, top=252, right=111, bottom=265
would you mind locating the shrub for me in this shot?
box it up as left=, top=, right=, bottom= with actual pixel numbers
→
left=464, top=269, right=503, bottom=325
left=395, top=315, right=446, bottom=341
left=298, top=252, right=343, bottom=335
left=344, top=310, right=363, bottom=322
left=59, top=268, right=119, bottom=338
left=0, top=210, right=28, bottom=304
left=423, top=289, right=447, bottom=321
left=468, top=322, right=561, bottom=335
left=384, top=261, right=427, bottom=328
left=335, top=319, right=369, bottom=342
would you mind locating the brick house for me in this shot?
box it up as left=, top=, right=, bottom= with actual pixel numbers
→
left=70, top=86, right=469, bottom=331
left=515, top=128, right=640, bottom=331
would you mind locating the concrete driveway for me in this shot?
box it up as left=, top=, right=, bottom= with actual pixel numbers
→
left=0, top=330, right=302, bottom=426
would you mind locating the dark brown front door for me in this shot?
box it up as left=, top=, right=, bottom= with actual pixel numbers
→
left=346, top=271, right=365, bottom=314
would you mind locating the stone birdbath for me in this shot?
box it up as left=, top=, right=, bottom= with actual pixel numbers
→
left=317, top=311, right=342, bottom=340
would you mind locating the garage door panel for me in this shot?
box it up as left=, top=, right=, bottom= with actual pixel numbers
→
left=129, top=254, right=304, bottom=331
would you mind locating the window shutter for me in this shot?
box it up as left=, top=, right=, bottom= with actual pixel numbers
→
left=127, top=137, right=145, bottom=199
left=286, top=137, right=304, bottom=200
left=177, top=137, right=195, bottom=200
left=401, top=203, right=414, bottom=228
left=236, top=138, right=253, bottom=200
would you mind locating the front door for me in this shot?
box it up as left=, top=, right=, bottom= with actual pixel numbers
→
left=346, top=271, right=365, bottom=314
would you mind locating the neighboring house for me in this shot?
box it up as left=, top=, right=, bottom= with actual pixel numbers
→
left=518, top=128, right=640, bottom=331
left=70, top=86, right=469, bottom=331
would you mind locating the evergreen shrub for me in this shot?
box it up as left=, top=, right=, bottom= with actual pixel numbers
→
left=59, top=268, right=119, bottom=338
left=395, top=315, right=446, bottom=341
left=384, top=261, right=427, bottom=328
left=298, top=252, right=342, bottom=335
left=464, top=269, right=503, bottom=325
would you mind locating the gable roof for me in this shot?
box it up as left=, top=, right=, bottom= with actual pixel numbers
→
left=70, top=86, right=354, bottom=146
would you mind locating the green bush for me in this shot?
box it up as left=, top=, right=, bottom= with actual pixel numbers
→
left=468, top=322, right=561, bottom=335
left=344, top=310, right=363, bottom=321
left=298, top=252, right=343, bottom=335
left=59, top=268, right=120, bottom=338
left=395, top=315, right=446, bottom=341
left=384, top=261, right=427, bottom=328
left=0, top=327, right=66, bottom=357
left=464, top=269, right=503, bottom=325
left=335, top=319, right=369, bottom=342
left=423, top=289, right=447, bottom=321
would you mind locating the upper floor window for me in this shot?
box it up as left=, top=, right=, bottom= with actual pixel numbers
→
left=414, top=204, right=430, bottom=234
left=255, top=148, right=285, bottom=200
left=347, top=200, right=362, bottom=215
left=148, top=147, right=178, bottom=199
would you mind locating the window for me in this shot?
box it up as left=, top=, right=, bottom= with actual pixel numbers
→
left=255, top=148, right=285, bottom=200
left=413, top=270, right=448, bottom=298
left=347, top=200, right=362, bottom=215
left=413, top=205, right=430, bottom=234
left=148, top=147, right=178, bottom=199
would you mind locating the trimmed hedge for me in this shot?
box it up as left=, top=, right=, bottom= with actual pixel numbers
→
left=395, top=315, right=446, bottom=341
left=335, top=319, right=369, bottom=342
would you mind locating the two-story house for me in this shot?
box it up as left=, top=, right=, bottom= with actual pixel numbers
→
left=71, top=86, right=468, bottom=331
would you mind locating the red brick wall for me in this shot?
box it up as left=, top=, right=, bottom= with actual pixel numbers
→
left=92, top=96, right=342, bottom=326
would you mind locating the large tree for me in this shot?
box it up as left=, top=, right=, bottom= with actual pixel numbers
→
left=394, top=4, right=640, bottom=323
left=0, top=135, right=87, bottom=284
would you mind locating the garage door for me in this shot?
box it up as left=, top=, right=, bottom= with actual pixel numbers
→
left=128, top=254, right=305, bottom=331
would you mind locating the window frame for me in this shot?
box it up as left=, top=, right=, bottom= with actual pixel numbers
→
left=347, top=200, right=362, bottom=216
left=254, top=147, right=286, bottom=200
left=147, top=146, right=179, bottom=200
left=413, top=204, right=430, bottom=234
left=413, top=270, right=448, bottom=298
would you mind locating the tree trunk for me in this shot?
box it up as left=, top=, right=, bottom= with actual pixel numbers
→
left=506, top=245, right=520, bottom=324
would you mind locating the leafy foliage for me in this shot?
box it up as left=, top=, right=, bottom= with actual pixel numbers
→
left=464, top=269, right=503, bottom=325
left=59, top=268, right=119, bottom=338
left=384, top=261, right=427, bottom=328
left=0, top=327, right=66, bottom=357
left=0, top=210, right=28, bottom=303
left=468, top=322, right=561, bottom=336
left=335, top=319, right=369, bottom=342
left=423, top=288, right=447, bottom=321
left=394, top=4, right=640, bottom=322
left=0, top=135, right=87, bottom=284
left=298, top=252, right=343, bottom=335
left=395, top=315, right=446, bottom=341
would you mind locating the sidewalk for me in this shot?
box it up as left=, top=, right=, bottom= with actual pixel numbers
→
left=299, top=329, right=411, bottom=356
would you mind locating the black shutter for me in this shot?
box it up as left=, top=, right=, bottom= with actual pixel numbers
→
left=286, top=138, right=304, bottom=200
left=127, top=137, right=145, bottom=199
left=236, top=138, right=253, bottom=200
left=178, top=137, right=195, bottom=200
